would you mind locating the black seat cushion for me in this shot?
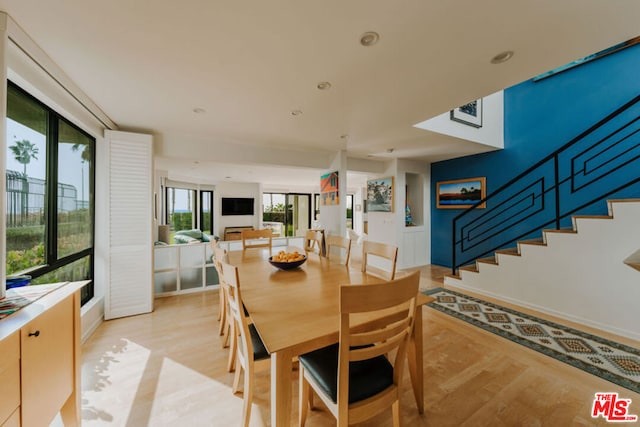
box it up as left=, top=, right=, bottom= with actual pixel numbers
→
left=299, top=343, right=393, bottom=404
left=249, top=323, right=270, bottom=361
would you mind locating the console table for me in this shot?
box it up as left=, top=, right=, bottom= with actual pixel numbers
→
left=223, top=226, right=254, bottom=241
left=0, top=281, right=86, bottom=426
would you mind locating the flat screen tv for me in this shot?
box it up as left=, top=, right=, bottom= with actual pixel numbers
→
left=221, top=197, right=255, bottom=216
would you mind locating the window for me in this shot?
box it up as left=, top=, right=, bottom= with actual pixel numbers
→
left=263, top=193, right=311, bottom=237
left=164, top=186, right=213, bottom=242
left=200, top=190, right=213, bottom=234
left=6, top=82, right=95, bottom=304
left=346, top=194, right=354, bottom=229
left=166, top=187, right=196, bottom=240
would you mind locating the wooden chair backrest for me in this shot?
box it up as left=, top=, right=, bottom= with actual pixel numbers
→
left=325, top=235, right=351, bottom=265
left=241, top=229, right=272, bottom=250
left=212, top=244, right=228, bottom=275
left=304, top=230, right=323, bottom=255
left=337, top=270, right=420, bottom=417
left=219, top=261, right=254, bottom=366
left=361, top=240, right=398, bottom=280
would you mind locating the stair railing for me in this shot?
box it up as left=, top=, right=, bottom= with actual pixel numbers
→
left=452, top=94, right=640, bottom=274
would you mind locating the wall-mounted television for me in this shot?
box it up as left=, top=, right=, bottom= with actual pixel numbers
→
left=221, top=197, right=255, bottom=216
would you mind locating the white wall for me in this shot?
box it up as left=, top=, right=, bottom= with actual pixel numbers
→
left=319, top=150, right=347, bottom=238
left=0, top=15, right=7, bottom=299
left=414, top=91, right=504, bottom=149
left=396, top=159, right=431, bottom=269
left=366, top=160, right=398, bottom=247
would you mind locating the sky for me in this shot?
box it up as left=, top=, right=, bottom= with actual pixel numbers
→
left=6, top=118, right=89, bottom=201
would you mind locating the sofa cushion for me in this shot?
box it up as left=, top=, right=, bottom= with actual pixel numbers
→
left=176, top=229, right=204, bottom=240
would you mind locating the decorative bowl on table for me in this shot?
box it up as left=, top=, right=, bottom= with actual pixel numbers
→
left=268, top=251, right=307, bottom=270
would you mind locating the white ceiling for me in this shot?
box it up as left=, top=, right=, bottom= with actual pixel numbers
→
left=2, top=0, right=640, bottom=188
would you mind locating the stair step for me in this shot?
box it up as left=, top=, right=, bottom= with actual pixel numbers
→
left=625, top=262, right=640, bottom=272
left=444, top=273, right=462, bottom=280
left=544, top=227, right=577, bottom=234
left=624, top=249, right=640, bottom=272
left=477, top=256, right=498, bottom=265
left=573, top=214, right=613, bottom=220
left=608, top=198, right=640, bottom=203
left=519, top=237, right=546, bottom=246
left=459, top=264, right=479, bottom=273
left=495, top=247, right=520, bottom=256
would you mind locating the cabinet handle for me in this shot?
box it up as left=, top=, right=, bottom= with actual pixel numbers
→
left=28, top=330, right=41, bottom=337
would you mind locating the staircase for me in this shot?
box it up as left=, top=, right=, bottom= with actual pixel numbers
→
left=445, top=198, right=640, bottom=340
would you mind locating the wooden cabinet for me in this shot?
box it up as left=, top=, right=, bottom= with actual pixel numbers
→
left=21, top=296, right=74, bottom=426
left=224, top=226, right=253, bottom=241
left=0, top=281, right=84, bottom=427
left=0, top=332, right=20, bottom=426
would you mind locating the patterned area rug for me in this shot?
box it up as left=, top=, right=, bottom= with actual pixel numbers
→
left=425, top=287, right=640, bottom=393
left=0, top=283, right=66, bottom=320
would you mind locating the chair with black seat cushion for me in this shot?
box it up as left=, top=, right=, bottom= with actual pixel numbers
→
left=220, top=260, right=270, bottom=427
left=298, top=270, right=420, bottom=427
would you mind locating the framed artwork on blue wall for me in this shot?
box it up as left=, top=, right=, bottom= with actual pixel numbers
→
left=450, top=99, right=483, bottom=128
left=437, top=177, right=486, bottom=209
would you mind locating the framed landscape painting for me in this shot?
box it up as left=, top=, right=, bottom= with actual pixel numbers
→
left=367, top=177, right=394, bottom=212
left=437, top=177, right=486, bottom=209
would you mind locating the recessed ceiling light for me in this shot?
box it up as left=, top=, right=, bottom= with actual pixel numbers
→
left=192, top=107, right=206, bottom=114
left=340, top=134, right=349, bottom=139
left=360, top=31, right=380, bottom=47
left=291, top=110, right=303, bottom=116
left=225, top=176, right=232, bottom=179
left=386, top=148, right=395, bottom=153
left=317, top=81, right=332, bottom=90
left=491, top=50, right=514, bottom=64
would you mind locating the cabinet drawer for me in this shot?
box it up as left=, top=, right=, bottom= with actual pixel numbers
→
left=0, top=333, right=20, bottom=425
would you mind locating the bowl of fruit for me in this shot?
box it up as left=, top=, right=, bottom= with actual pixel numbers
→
left=269, top=250, right=307, bottom=270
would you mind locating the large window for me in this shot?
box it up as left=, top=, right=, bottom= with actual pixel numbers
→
left=165, top=186, right=213, bottom=242
left=263, top=193, right=311, bottom=237
left=6, top=82, right=95, bottom=304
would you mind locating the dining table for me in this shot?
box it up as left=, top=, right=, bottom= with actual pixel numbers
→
left=227, top=246, right=434, bottom=427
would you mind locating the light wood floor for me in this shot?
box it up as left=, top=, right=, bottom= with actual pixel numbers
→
left=77, top=265, right=640, bottom=426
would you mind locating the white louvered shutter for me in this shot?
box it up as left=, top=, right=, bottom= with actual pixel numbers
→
left=105, top=130, right=153, bottom=319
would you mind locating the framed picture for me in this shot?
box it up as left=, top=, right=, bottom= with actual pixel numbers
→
left=367, top=176, right=394, bottom=212
left=450, top=99, right=483, bottom=128
left=437, top=177, right=486, bottom=209
left=320, top=171, right=339, bottom=206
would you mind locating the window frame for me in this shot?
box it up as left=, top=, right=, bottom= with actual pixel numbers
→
left=6, top=81, right=96, bottom=304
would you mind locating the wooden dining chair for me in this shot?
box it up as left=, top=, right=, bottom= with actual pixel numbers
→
left=361, top=240, right=398, bottom=280
left=298, top=270, right=420, bottom=427
left=220, top=260, right=271, bottom=427
left=305, top=230, right=323, bottom=256
left=325, top=235, right=351, bottom=266
left=241, top=228, right=273, bottom=250
left=213, top=244, right=237, bottom=372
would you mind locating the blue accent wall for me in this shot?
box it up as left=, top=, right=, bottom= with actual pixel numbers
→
left=431, top=43, right=640, bottom=267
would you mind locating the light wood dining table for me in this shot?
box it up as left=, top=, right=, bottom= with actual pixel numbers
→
left=227, top=246, right=434, bottom=427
